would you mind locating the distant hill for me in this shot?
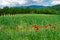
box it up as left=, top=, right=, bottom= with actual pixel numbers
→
left=27, top=5, right=46, bottom=8
left=16, top=5, right=46, bottom=8
left=1, top=4, right=60, bottom=9
left=16, top=4, right=60, bottom=9
left=49, top=4, right=60, bottom=11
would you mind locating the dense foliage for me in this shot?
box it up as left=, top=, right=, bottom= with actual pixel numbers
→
left=0, top=5, right=60, bottom=15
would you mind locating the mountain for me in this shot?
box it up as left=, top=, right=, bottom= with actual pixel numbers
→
left=16, top=5, right=46, bottom=8
left=27, top=5, right=46, bottom=8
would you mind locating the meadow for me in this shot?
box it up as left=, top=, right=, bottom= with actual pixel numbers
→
left=0, top=14, right=60, bottom=40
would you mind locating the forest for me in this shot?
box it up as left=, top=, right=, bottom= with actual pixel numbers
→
left=0, top=4, right=60, bottom=15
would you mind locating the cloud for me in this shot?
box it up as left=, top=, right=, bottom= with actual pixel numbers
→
left=0, top=0, right=60, bottom=8
left=0, top=0, right=27, bottom=7
left=0, top=0, right=51, bottom=7
left=26, top=0, right=52, bottom=6
left=33, top=0, right=43, bottom=3
left=51, top=1, right=60, bottom=5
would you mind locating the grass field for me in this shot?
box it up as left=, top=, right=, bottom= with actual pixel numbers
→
left=0, top=14, right=60, bottom=40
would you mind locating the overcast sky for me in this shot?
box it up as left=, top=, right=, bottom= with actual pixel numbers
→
left=0, top=0, right=60, bottom=8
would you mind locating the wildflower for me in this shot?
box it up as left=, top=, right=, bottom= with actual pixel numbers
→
left=48, top=24, right=51, bottom=26
left=51, top=26, right=56, bottom=29
left=45, top=26, right=48, bottom=28
left=44, top=24, right=49, bottom=28
left=44, top=24, right=51, bottom=28
left=33, top=25, right=39, bottom=30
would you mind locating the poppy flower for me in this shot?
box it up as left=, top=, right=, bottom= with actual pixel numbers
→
left=44, top=24, right=49, bottom=28
left=45, top=26, right=48, bottom=28
left=44, top=24, right=51, bottom=28
left=51, top=26, right=56, bottom=29
left=48, top=24, right=51, bottom=26
left=33, top=25, right=39, bottom=30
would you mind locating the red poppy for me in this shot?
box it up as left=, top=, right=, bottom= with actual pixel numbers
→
left=33, top=25, right=39, bottom=30
left=51, top=26, right=56, bottom=29
left=44, top=24, right=51, bottom=28
left=48, top=24, right=51, bottom=26
left=44, top=24, right=49, bottom=28
left=45, top=26, right=48, bottom=28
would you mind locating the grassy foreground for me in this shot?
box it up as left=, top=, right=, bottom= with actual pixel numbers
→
left=0, top=14, right=60, bottom=40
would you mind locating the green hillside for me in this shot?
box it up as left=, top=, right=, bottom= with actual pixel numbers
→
left=50, top=4, right=60, bottom=11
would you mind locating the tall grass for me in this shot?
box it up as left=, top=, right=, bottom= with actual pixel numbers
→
left=0, top=14, right=60, bottom=40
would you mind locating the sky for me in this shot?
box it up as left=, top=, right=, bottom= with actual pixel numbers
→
left=0, top=0, right=60, bottom=8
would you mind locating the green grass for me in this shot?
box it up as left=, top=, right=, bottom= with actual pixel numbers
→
left=0, top=14, right=60, bottom=40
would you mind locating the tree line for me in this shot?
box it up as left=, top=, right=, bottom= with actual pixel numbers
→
left=0, top=6, right=60, bottom=15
